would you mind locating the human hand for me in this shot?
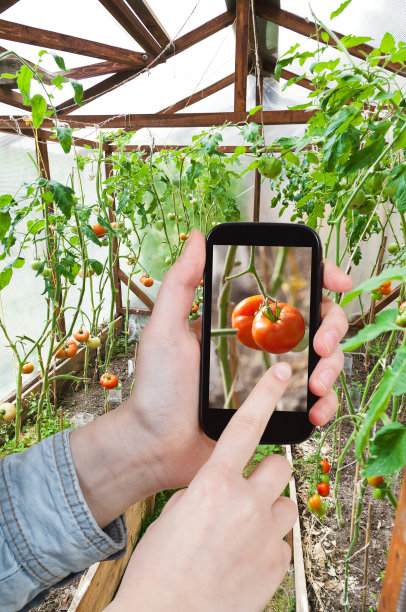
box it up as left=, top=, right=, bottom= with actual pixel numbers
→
left=133, top=231, right=352, bottom=491
left=107, top=362, right=296, bottom=612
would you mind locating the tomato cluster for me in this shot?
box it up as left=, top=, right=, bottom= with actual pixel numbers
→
left=308, top=459, right=331, bottom=517
left=140, top=274, right=154, bottom=287
left=395, top=301, right=406, bottom=327
left=367, top=475, right=387, bottom=500
left=231, top=296, right=305, bottom=354
left=370, top=280, right=391, bottom=301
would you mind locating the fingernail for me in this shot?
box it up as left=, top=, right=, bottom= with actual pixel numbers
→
left=323, top=329, right=339, bottom=354
left=274, top=362, right=292, bottom=381
left=318, top=368, right=335, bottom=391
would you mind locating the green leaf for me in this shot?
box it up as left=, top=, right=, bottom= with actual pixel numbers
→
left=52, top=74, right=67, bottom=90
left=330, top=0, right=352, bottom=19
left=341, top=310, right=399, bottom=351
left=392, top=346, right=406, bottom=397
left=186, top=160, right=204, bottom=189
left=0, top=267, right=12, bottom=290
left=69, top=79, right=84, bottom=105
left=249, top=105, right=263, bottom=116
left=355, top=368, right=393, bottom=458
left=31, top=94, right=47, bottom=128
left=0, top=211, right=11, bottom=240
left=340, top=35, right=373, bottom=48
left=364, top=423, right=406, bottom=477
left=87, top=258, right=103, bottom=275
left=340, top=266, right=406, bottom=305
left=51, top=53, right=67, bottom=71
left=38, top=179, right=75, bottom=219
left=373, top=90, right=399, bottom=101
left=82, top=223, right=103, bottom=246
left=56, top=126, right=73, bottom=154
left=231, top=145, right=246, bottom=164
left=321, top=32, right=329, bottom=43
left=342, top=137, right=386, bottom=175
left=1, top=72, right=16, bottom=79
left=284, top=151, right=300, bottom=165
left=0, top=195, right=13, bottom=208
left=12, top=257, right=24, bottom=269
left=380, top=32, right=395, bottom=54
left=17, top=64, right=33, bottom=105
left=201, top=132, right=223, bottom=155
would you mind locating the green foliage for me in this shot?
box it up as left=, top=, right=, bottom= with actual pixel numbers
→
left=364, top=423, right=406, bottom=477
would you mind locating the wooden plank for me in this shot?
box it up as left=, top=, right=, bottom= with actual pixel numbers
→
left=379, top=471, right=406, bottom=611
left=0, top=317, right=123, bottom=408
left=234, top=0, right=250, bottom=112
left=0, top=19, right=147, bottom=66
left=0, top=0, right=20, bottom=12
left=118, top=269, right=154, bottom=311
left=0, top=44, right=57, bottom=86
left=117, top=307, right=152, bottom=317
left=104, top=149, right=122, bottom=316
left=69, top=496, right=155, bottom=612
left=56, top=70, right=139, bottom=116
left=255, top=3, right=406, bottom=78
left=349, top=285, right=401, bottom=330
left=3, top=110, right=312, bottom=129
left=160, top=73, right=234, bottom=114
left=285, top=445, right=310, bottom=612
left=61, top=61, right=136, bottom=80
left=97, top=0, right=161, bottom=57
left=126, top=0, right=171, bottom=48
left=0, top=84, right=25, bottom=109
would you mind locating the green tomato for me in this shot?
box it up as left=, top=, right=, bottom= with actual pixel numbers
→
left=106, top=194, right=114, bottom=206
left=388, top=243, right=399, bottom=255
left=165, top=256, right=172, bottom=265
left=86, top=336, right=101, bottom=349
left=372, top=486, right=386, bottom=499
left=117, top=221, right=125, bottom=230
left=154, top=220, right=164, bottom=231
left=319, top=474, right=330, bottom=484
left=257, top=156, right=282, bottom=179
left=69, top=225, right=79, bottom=235
left=177, top=216, right=183, bottom=222
left=168, top=212, right=176, bottom=221
left=370, top=290, right=382, bottom=301
left=395, top=312, right=406, bottom=327
left=31, top=259, right=42, bottom=271
left=41, top=266, right=52, bottom=278
left=350, top=189, right=366, bottom=209
left=92, top=206, right=99, bottom=214
left=357, top=196, right=377, bottom=215
left=101, top=238, right=109, bottom=246
left=368, top=171, right=388, bottom=192
left=383, top=182, right=397, bottom=198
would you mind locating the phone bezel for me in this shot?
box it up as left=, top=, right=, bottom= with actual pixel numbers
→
left=199, top=222, right=323, bottom=445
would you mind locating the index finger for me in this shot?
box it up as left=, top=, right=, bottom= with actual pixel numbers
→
left=210, top=362, right=291, bottom=474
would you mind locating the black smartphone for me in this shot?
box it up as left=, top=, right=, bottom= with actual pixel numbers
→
left=199, top=222, right=323, bottom=445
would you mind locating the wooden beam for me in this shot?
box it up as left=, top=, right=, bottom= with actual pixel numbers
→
left=61, top=61, right=135, bottom=81
left=172, top=9, right=235, bottom=56
left=256, top=3, right=406, bottom=78
left=0, top=84, right=25, bottom=109
left=126, top=0, right=171, bottom=48
left=234, top=0, right=250, bottom=112
left=56, top=70, right=139, bottom=115
left=0, top=19, right=147, bottom=66
left=118, top=269, right=154, bottom=311
left=0, top=0, right=20, bottom=12
left=379, top=472, right=406, bottom=611
left=160, top=73, right=234, bottom=114
left=0, top=110, right=313, bottom=130
left=115, top=144, right=240, bottom=153
left=117, top=307, right=152, bottom=317
left=97, top=0, right=161, bottom=57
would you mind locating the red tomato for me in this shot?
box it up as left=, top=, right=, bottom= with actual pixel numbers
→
left=317, top=482, right=330, bottom=497
left=143, top=277, right=153, bottom=287
left=100, top=373, right=119, bottom=389
left=251, top=302, right=305, bottom=354
left=231, top=295, right=264, bottom=350
left=93, top=223, right=107, bottom=237
left=367, top=476, right=384, bottom=487
left=192, top=304, right=199, bottom=313
left=319, top=459, right=330, bottom=474
left=308, top=494, right=322, bottom=512
left=54, top=339, right=77, bottom=359
left=22, top=363, right=34, bottom=374
left=180, top=233, right=188, bottom=241
left=73, top=328, right=90, bottom=343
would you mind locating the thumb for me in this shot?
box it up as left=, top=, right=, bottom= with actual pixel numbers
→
left=150, top=230, right=206, bottom=331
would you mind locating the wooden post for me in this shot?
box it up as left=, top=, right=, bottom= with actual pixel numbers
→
left=252, top=44, right=263, bottom=222
left=36, top=131, right=66, bottom=337
left=104, top=145, right=122, bottom=317
left=234, top=0, right=249, bottom=112
left=350, top=462, right=360, bottom=542
left=379, top=472, right=406, bottom=611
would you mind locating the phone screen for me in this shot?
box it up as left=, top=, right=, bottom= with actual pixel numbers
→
left=209, top=244, right=313, bottom=413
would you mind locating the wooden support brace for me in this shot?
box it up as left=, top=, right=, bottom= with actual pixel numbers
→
left=234, top=0, right=250, bottom=112
left=349, top=284, right=401, bottom=330
left=159, top=73, right=235, bottom=114
left=117, top=269, right=154, bottom=312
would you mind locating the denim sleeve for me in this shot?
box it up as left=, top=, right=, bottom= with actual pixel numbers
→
left=0, top=429, right=127, bottom=612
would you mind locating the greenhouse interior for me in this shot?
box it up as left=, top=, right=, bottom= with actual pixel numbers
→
left=0, top=0, right=405, bottom=610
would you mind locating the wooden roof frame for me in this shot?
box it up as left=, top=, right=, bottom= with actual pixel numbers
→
left=0, top=0, right=402, bottom=140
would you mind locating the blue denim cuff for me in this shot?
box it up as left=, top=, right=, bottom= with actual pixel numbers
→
left=0, top=429, right=127, bottom=611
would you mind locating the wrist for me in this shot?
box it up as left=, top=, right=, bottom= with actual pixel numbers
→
left=70, top=397, right=164, bottom=529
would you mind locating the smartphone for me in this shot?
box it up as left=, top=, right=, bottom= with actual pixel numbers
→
left=199, top=222, right=323, bottom=445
